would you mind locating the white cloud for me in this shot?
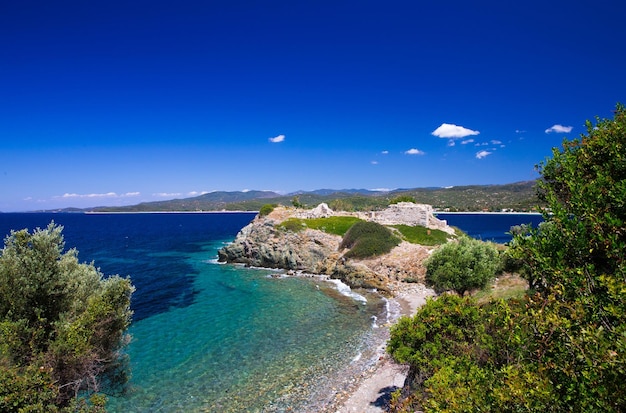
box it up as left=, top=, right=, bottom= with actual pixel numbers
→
left=545, top=124, right=573, bottom=134
left=405, top=148, right=425, bottom=155
left=187, top=191, right=209, bottom=196
left=461, top=139, right=475, bottom=145
left=153, top=192, right=182, bottom=198
left=490, top=140, right=502, bottom=145
left=432, top=123, right=480, bottom=138
left=269, top=134, right=285, bottom=143
left=515, top=129, right=526, bottom=134
left=371, top=160, right=379, bottom=165
left=58, top=192, right=140, bottom=199
left=447, top=140, right=456, bottom=147
left=476, top=150, right=492, bottom=159
left=381, top=150, right=389, bottom=155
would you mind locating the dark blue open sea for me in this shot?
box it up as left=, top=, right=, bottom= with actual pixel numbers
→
left=436, top=213, right=543, bottom=244
left=0, top=212, right=542, bottom=411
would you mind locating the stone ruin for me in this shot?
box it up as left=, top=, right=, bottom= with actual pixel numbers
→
left=366, top=202, right=453, bottom=234
left=295, top=202, right=454, bottom=234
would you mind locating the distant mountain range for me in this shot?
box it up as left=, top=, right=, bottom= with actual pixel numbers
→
left=71, top=181, right=542, bottom=213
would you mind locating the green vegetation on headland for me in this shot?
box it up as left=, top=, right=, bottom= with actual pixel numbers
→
left=388, top=104, right=626, bottom=412
left=339, top=221, right=401, bottom=259
left=0, top=223, right=134, bottom=412
left=278, top=216, right=362, bottom=236
left=76, top=180, right=541, bottom=213
left=392, top=224, right=453, bottom=246
left=278, top=215, right=454, bottom=250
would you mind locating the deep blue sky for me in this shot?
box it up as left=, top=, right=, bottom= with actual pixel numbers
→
left=2, top=1, right=625, bottom=211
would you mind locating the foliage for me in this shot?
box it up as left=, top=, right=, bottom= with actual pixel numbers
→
left=278, top=216, right=362, bottom=236
left=328, top=198, right=354, bottom=211
left=0, top=223, right=134, bottom=411
left=388, top=295, right=554, bottom=412
left=392, top=224, right=451, bottom=246
left=258, top=203, right=277, bottom=217
left=389, top=105, right=626, bottom=412
left=505, top=104, right=626, bottom=409
left=389, top=195, right=417, bottom=204
left=340, top=221, right=400, bottom=259
left=472, top=274, right=528, bottom=304
left=424, top=237, right=501, bottom=295
left=291, top=196, right=304, bottom=208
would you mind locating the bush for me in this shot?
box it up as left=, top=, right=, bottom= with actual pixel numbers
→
left=388, top=105, right=626, bottom=411
left=0, top=223, right=134, bottom=410
left=258, top=203, right=276, bottom=217
left=389, top=195, right=416, bottom=204
left=425, top=237, right=500, bottom=295
left=340, top=221, right=400, bottom=259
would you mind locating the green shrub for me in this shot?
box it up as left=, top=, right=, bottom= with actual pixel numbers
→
left=340, top=221, right=400, bottom=259
left=388, top=106, right=626, bottom=412
left=389, top=195, right=416, bottom=204
left=393, top=224, right=451, bottom=246
left=0, top=223, right=134, bottom=410
left=425, top=237, right=500, bottom=295
left=258, top=203, right=277, bottom=217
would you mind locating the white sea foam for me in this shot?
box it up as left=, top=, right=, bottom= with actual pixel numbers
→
left=326, top=279, right=368, bottom=304
left=351, top=352, right=362, bottom=362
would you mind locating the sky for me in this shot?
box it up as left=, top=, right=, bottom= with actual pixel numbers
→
left=1, top=1, right=625, bottom=212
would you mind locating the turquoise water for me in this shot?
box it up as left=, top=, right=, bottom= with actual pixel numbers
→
left=0, top=212, right=542, bottom=412
left=107, top=240, right=385, bottom=412
left=0, top=213, right=385, bottom=412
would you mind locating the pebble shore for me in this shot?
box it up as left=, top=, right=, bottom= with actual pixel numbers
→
left=325, top=283, right=435, bottom=413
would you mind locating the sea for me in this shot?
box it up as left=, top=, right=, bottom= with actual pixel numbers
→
left=0, top=212, right=543, bottom=412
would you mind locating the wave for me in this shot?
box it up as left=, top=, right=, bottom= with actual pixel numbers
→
left=325, top=278, right=368, bottom=304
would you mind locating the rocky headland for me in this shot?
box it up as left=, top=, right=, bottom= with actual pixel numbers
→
left=217, top=202, right=454, bottom=295
left=218, top=203, right=454, bottom=411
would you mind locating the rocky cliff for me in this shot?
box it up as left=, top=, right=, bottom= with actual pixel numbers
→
left=218, top=204, right=453, bottom=294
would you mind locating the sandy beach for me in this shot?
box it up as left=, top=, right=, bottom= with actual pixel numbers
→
left=330, top=284, right=435, bottom=413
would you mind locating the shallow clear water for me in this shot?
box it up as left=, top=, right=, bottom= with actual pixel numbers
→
left=0, top=213, right=384, bottom=412
left=108, top=242, right=384, bottom=412
left=0, top=212, right=540, bottom=411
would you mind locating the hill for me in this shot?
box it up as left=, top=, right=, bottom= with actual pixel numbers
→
left=85, top=181, right=541, bottom=213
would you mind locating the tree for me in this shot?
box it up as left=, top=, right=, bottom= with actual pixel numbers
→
left=0, top=223, right=134, bottom=411
left=258, top=203, right=277, bottom=217
left=291, top=196, right=304, bottom=208
left=424, top=237, right=500, bottom=296
left=389, top=195, right=417, bottom=204
left=388, top=105, right=626, bottom=412
left=505, top=104, right=626, bottom=409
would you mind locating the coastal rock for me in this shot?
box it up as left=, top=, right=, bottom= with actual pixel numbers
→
left=218, top=204, right=452, bottom=293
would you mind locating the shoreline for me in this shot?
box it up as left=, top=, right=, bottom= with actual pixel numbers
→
left=267, top=270, right=434, bottom=413
left=325, top=283, right=436, bottom=413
